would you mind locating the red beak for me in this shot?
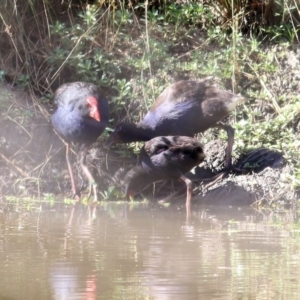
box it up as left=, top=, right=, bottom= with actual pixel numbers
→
left=87, top=96, right=101, bottom=122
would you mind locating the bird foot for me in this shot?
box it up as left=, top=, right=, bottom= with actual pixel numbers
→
left=87, top=181, right=98, bottom=202
left=202, top=165, right=247, bottom=189
left=72, top=192, right=81, bottom=202
left=202, top=172, right=227, bottom=188
left=158, top=188, right=185, bottom=204
left=229, top=166, right=248, bottom=174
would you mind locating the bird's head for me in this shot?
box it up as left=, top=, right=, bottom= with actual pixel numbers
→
left=106, top=122, right=139, bottom=147
left=124, top=165, right=151, bottom=200
left=70, top=96, right=101, bottom=122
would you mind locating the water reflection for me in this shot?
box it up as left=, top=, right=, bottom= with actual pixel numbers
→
left=0, top=202, right=300, bottom=299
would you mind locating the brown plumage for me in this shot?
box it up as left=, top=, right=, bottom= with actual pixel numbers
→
left=124, top=136, right=205, bottom=210
left=107, top=80, right=243, bottom=171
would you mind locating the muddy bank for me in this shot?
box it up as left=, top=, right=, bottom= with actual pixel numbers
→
left=0, top=84, right=297, bottom=206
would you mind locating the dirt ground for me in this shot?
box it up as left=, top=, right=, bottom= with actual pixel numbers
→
left=0, top=84, right=297, bottom=207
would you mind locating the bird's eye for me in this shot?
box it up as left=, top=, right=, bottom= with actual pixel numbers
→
left=78, top=104, right=83, bottom=110
left=183, top=150, right=191, bottom=155
left=156, top=145, right=168, bottom=153
left=196, top=146, right=203, bottom=153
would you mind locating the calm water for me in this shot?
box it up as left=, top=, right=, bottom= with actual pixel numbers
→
left=0, top=201, right=300, bottom=300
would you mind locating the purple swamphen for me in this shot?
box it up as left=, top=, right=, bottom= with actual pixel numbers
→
left=52, top=82, right=109, bottom=201
left=124, top=136, right=205, bottom=213
left=107, top=80, right=243, bottom=175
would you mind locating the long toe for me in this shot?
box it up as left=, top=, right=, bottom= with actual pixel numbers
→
left=86, top=182, right=98, bottom=202
left=230, top=166, right=248, bottom=174
left=202, top=171, right=229, bottom=188
left=73, top=192, right=81, bottom=202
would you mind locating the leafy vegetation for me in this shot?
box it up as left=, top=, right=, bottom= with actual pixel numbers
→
left=0, top=0, right=300, bottom=199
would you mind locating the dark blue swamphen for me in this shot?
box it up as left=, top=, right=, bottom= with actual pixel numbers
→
left=52, top=82, right=109, bottom=201
left=107, top=80, right=243, bottom=176
left=124, top=136, right=205, bottom=213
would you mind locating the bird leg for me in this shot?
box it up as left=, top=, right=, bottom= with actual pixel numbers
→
left=214, top=123, right=235, bottom=170
left=79, top=147, right=98, bottom=202
left=66, top=144, right=80, bottom=200
left=180, top=175, right=192, bottom=219
left=214, top=123, right=246, bottom=173
left=201, top=123, right=246, bottom=188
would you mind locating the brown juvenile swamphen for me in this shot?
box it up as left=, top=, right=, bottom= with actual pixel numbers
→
left=51, top=82, right=109, bottom=201
left=124, top=136, right=205, bottom=212
left=107, top=80, right=243, bottom=174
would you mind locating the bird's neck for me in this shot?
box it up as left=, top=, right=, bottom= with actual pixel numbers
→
left=127, top=123, right=157, bottom=142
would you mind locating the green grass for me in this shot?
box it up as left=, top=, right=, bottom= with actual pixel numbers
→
left=0, top=0, right=300, bottom=196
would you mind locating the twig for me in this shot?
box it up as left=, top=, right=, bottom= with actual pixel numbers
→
left=0, top=12, right=23, bottom=62
left=231, top=0, right=236, bottom=93
left=50, top=9, right=107, bottom=86
left=247, top=62, right=281, bottom=113
left=0, top=151, right=30, bottom=178
left=285, top=1, right=299, bottom=43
